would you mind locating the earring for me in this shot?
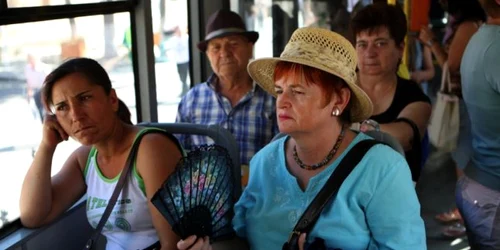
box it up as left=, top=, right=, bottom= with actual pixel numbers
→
left=332, top=107, right=341, bottom=117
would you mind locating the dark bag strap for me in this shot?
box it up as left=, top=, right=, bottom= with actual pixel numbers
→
left=283, top=140, right=379, bottom=250
left=394, top=117, right=422, bottom=181
left=84, top=129, right=178, bottom=250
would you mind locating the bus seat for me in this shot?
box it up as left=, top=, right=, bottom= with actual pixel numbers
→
left=271, top=130, right=405, bottom=156
left=139, top=122, right=242, bottom=199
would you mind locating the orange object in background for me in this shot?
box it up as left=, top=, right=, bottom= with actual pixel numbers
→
left=61, top=37, right=86, bottom=60
left=153, top=32, right=161, bottom=46
left=409, top=0, right=430, bottom=32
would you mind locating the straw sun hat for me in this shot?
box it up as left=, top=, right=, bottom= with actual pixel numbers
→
left=247, top=27, right=373, bottom=123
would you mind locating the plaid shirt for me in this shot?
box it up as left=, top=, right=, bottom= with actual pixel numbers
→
left=175, top=75, right=278, bottom=165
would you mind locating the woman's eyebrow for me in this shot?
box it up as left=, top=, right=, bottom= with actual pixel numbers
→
left=53, top=90, right=92, bottom=106
left=75, top=90, right=92, bottom=97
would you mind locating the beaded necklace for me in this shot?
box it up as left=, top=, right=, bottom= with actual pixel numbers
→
left=292, top=125, right=345, bottom=170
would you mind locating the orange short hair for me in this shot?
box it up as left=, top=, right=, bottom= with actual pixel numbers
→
left=273, top=61, right=347, bottom=108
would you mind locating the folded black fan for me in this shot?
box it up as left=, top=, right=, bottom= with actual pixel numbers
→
left=151, top=144, right=235, bottom=242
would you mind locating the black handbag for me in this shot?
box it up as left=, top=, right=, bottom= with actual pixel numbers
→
left=282, top=140, right=380, bottom=250
left=83, top=129, right=178, bottom=250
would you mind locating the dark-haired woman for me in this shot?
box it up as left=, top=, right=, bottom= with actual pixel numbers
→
left=351, top=3, right=432, bottom=184
left=20, top=58, right=183, bottom=249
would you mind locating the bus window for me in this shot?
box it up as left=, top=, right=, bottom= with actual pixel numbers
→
left=7, top=0, right=128, bottom=8
left=298, top=0, right=355, bottom=41
left=235, top=0, right=294, bottom=58
left=154, top=0, right=190, bottom=122
left=0, top=12, right=135, bottom=230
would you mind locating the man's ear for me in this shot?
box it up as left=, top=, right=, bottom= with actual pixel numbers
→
left=248, top=42, right=255, bottom=59
left=109, top=89, right=119, bottom=112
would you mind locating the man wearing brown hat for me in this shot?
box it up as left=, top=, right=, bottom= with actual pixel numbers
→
left=175, top=9, right=278, bottom=171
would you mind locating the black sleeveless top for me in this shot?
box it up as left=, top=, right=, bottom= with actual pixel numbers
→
left=370, top=77, right=430, bottom=182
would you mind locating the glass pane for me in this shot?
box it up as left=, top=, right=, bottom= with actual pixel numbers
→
left=0, top=12, right=135, bottom=230
left=239, top=0, right=300, bottom=57
left=7, top=0, right=127, bottom=8
left=296, top=0, right=373, bottom=42
left=238, top=0, right=379, bottom=57
left=155, top=0, right=190, bottom=122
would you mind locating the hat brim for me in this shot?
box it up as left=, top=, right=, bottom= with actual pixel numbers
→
left=197, top=31, right=259, bottom=51
left=247, top=57, right=373, bottom=123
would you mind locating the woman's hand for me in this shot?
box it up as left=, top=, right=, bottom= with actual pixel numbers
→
left=41, top=114, right=68, bottom=148
left=410, top=71, right=424, bottom=84
left=360, top=119, right=380, bottom=133
left=419, top=27, right=436, bottom=47
left=177, top=235, right=212, bottom=250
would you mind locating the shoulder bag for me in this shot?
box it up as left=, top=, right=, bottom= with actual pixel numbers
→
left=428, top=61, right=460, bottom=152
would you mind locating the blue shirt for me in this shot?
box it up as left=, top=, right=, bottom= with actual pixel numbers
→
left=175, top=75, right=278, bottom=165
left=233, top=133, right=426, bottom=250
left=461, top=24, right=500, bottom=180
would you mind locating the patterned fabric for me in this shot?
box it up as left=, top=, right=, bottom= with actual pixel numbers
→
left=151, top=145, right=234, bottom=240
left=175, top=74, right=278, bottom=165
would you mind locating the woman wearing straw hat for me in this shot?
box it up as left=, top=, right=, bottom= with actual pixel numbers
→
left=177, top=27, right=425, bottom=250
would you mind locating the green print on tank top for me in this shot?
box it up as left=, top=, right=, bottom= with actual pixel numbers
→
left=114, top=217, right=132, bottom=231
left=90, top=215, right=133, bottom=232
left=87, top=196, right=134, bottom=232
left=87, top=196, right=132, bottom=211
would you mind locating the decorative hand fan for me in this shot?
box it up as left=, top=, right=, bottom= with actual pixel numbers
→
left=151, top=144, right=235, bottom=242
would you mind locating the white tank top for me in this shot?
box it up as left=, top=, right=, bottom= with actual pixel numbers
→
left=84, top=129, right=158, bottom=250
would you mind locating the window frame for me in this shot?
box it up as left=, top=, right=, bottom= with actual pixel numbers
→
left=0, top=1, right=135, bottom=25
left=0, top=0, right=156, bottom=239
left=0, top=0, right=229, bottom=241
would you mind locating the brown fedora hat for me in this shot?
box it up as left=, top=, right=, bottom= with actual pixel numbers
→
left=197, top=9, right=259, bottom=51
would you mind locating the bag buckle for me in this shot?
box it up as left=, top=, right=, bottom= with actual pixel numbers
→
left=84, top=239, right=93, bottom=250
left=287, top=230, right=301, bottom=242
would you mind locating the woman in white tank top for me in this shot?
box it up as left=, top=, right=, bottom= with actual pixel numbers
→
left=20, top=58, right=183, bottom=249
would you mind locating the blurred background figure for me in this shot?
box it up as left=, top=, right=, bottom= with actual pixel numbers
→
left=408, top=37, right=435, bottom=96
left=457, top=0, right=500, bottom=247
left=24, top=53, right=49, bottom=122
left=328, top=0, right=350, bottom=40
left=171, top=25, right=190, bottom=96
left=272, top=4, right=295, bottom=57
left=419, top=0, right=486, bottom=237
